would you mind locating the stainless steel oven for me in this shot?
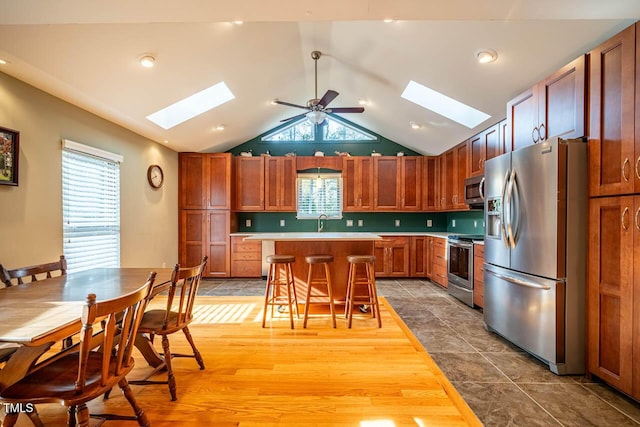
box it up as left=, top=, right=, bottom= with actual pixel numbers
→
left=447, top=235, right=483, bottom=307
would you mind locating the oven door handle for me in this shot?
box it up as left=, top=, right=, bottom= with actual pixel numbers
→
left=485, top=268, right=551, bottom=290
left=448, top=241, right=473, bottom=250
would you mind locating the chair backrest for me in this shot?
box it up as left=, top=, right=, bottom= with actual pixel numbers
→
left=162, top=256, right=207, bottom=334
left=3, top=255, right=67, bottom=286
left=75, top=272, right=156, bottom=392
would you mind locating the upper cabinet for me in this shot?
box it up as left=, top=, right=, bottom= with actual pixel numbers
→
left=296, top=156, right=342, bottom=171
left=588, top=24, right=638, bottom=197
left=264, top=156, right=296, bottom=211
left=343, top=156, right=373, bottom=211
left=179, top=153, right=231, bottom=210
left=372, top=156, right=422, bottom=211
left=506, top=55, right=586, bottom=152
left=422, top=156, right=440, bottom=211
left=439, top=142, right=469, bottom=211
left=234, top=156, right=264, bottom=211
left=469, top=122, right=503, bottom=177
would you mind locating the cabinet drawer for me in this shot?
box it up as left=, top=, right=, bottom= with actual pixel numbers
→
left=231, top=260, right=262, bottom=278
left=232, top=252, right=261, bottom=261
left=376, top=236, right=410, bottom=247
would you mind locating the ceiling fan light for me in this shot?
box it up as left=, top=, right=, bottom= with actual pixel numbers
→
left=306, top=110, right=326, bottom=125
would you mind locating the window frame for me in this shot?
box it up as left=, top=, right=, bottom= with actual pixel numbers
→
left=296, top=172, right=343, bottom=220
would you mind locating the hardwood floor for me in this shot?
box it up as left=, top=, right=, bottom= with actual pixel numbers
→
left=5, top=296, right=481, bottom=426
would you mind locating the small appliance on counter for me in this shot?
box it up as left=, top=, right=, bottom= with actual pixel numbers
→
left=447, top=234, right=484, bottom=307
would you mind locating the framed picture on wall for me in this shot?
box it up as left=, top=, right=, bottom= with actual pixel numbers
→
left=0, top=126, right=19, bottom=186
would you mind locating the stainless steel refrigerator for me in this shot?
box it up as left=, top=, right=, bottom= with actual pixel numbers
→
left=483, top=137, right=587, bottom=375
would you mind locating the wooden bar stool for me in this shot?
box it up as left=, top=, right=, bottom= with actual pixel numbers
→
left=262, top=254, right=299, bottom=329
left=303, top=254, right=337, bottom=328
left=345, top=255, right=382, bottom=328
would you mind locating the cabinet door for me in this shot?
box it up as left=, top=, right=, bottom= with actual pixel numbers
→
left=441, top=149, right=457, bottom=210
left=374, top=157, right=400, bottom=210
left=498, top=119, right=509, bottom=155
left=473, top=244, right=485, bottom=308
left=207, top=153, right=231, bottom=210
left=410, top=236, right=429, bottom=277
left=539, top=55, right=586, bottom=142
left=469, top=133, right=485, bottom=177
left=179, top=153, right=207, bottom=209
left=454, top=141, right=469, bottom=210
left=422, top=157, right=440, bottom=211
left=506, top=87, right=538, bottom=152
left=400, top=157, right=422, bottom=211
left=265, top=157, right=296, bottom=211
left=205, top=210, right=230, bottom=277
left=343, top=157, right=373, bottom=211
left=589, top=24, right=636, bottom=197
left=588, top=196, right=635, bottom=395
left=234, top=157, right=264, bottom=211
left=179, top=210, right=207, bottom=269
left=375, top=237, right=409, bottom=277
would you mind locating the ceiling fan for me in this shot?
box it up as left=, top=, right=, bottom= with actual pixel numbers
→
left=274, top=50, right=365, bottom=125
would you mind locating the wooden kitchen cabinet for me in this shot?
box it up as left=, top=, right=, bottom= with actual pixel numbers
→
left=179, top=210, right=232, bottom=278
left=374, top=236, right=410, bottom=277
left=588, top=196, right=640, bottom=399
left=343, top=156, right=373, bottom=211
left=179, top=153, right=231, bottom=210
left=429, top=236, right=447, bottom=288
left=230, top=236, right=262, bottom=277
left=234, top=156, right=265, bottom=211
left=506, top=55, right=586, bottom=152
left=422, top=156, right=440, bottom=211
left=410, top=236, right=429, bottom=277
left=296, top=156, right=342, bottom=171
left=373, top=156, right=422, bottom=211
left=469, top=123, right=502, bottom=177
left=473, top=243, right=485, bottom=308
left=399, top=156, right=422, bottom=210
left=439, top=142, right=468, bottom=211
left=588, top=24, right=638, bottom=197
left=264, top=156, right=296, bottom=211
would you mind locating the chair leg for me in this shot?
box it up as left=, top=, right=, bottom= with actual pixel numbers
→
left=161, top=335, right=177, bottom=401
left=26, top=407, right=44, bottom=427
left=1, top=410, right=19, bottom=427
left=182, top=326, right=205, bottom=370
left=75, top=403, right=90, bottom=427
left=67, top=406, right=76, bottom=427
left=119, top=378, right=151, bottom=427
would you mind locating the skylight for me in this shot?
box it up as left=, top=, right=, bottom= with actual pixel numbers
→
left=146, top=82, right=235, bottom=129
left=401, top=80, right=490, bottom=129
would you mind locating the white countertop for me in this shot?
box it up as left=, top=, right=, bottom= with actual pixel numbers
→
left=242, top=232, right=382, bottom=241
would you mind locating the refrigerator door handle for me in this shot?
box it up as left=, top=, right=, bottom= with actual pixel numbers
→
left=485, top=268, right=552, bottom=290
left=479, top=177, right=485, bottom=201
left=500, top=169, right=511, bottom=249
left=506, top=168, right=517, bottom=248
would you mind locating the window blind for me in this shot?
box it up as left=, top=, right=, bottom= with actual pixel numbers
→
left=62, top=146, right=120, bottom=273
left=296, top=173, right=342, bottom=219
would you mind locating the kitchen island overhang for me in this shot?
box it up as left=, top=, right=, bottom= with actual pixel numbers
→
left=244, top=232, right=382, bottom=307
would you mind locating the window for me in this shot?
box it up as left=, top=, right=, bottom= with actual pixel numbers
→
left=62, top=140, right=122, bottom=273
left=296, top=173, right=342, bottom=219
left=261, top=116, right=377, bottom=142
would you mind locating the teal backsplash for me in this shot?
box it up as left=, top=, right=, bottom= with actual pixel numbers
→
left=236, top=210, right=484, bottom=234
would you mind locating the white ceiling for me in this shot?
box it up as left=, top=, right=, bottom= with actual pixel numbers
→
left=0, top=1, right=638, bottom=155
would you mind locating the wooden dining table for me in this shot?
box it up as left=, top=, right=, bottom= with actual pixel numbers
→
left=0, top=267, right=173, bottom=391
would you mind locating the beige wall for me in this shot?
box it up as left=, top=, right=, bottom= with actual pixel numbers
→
left=0, top=72, right=178, bottom=269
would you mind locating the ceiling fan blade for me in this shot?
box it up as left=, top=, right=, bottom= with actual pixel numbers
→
left=273, top=99, right=309, bottom=110
left=328, top=107, right=365, bottom=113
left=280, top=112, right=308, bottom=122
left=318, top=90, right=339, bottom=108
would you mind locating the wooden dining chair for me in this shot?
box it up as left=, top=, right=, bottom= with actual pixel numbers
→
left=0, top=272, right=156, bottom=427
left=2, top=255, right=67, bottom=286
left=130, top=257, right=207, bottom=401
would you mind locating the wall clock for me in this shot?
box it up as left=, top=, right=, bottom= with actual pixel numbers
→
left=147, top=164, right=164, bottom=188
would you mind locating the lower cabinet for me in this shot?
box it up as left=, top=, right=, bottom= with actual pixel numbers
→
left=230, top=236, right=262, bottom=277
left=410, top=236, right=430, bottom=277
left=374, top=236, right=410, bottom=277
left=179, top=210, right=231, bottom=278
left=473, top=243, right=484, bottom=308
left=588, top=196, right=640, bottom=399
left=429, top=236, right=448, bottom=288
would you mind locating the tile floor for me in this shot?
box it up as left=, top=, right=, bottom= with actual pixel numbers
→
left=199, top=278, right=640, bottom=426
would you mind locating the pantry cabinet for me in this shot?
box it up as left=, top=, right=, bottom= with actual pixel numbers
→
left=179, top=210, right=232, bottom=278
left=506, top=55, right=586, bottom=152
left=179, top=153, right=231, bottom=210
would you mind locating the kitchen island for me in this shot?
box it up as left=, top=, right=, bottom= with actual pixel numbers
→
left=244, top=232, right=382, bottom=305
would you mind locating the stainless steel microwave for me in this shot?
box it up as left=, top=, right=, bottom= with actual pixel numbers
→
left=464, top=175, right=485, bottom=208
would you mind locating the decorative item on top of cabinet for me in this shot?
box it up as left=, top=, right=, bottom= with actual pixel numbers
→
left=588, top=195, right=640, bottom=400
left=473, top=243, right=484, bottom=308
left=506, top=55, right=585, bottom=152
left=588, top=23, right=637, bottom=197
left=264, top=156, right=296, bottom=211
left=374, top=236, right=410, bottom=277
left=469, top=123, right=503, bottom=177
left=234, top=156, right=264, bottom=211
left=179, top=153, right=231, bottom=210
left=343, top=156, right=373, bottom=211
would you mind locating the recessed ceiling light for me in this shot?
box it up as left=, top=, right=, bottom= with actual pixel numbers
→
left=0, top=59, right=7, bottom=65
left=383, top=18, right=395, bottom=23
left=216, top=125, right=225, bottom=131
left=146, top=81, right=235, bottom=130
left=163, top=140, right=169, bottom=144
left=401, top=80, right=490, bottom=129
left=139, top=55, right=156, bottom=68
left=476, top=49, right=498, bottom=64
left=410, top=122, right=421, bottom=130
left=233, top=20, right=243, bottom=25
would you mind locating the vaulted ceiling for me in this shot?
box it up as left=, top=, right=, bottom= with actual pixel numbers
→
left=0, top=1, right=638, bottom=155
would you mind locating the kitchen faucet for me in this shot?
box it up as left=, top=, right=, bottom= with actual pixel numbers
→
left=317, top=214, right=328, bottom=232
